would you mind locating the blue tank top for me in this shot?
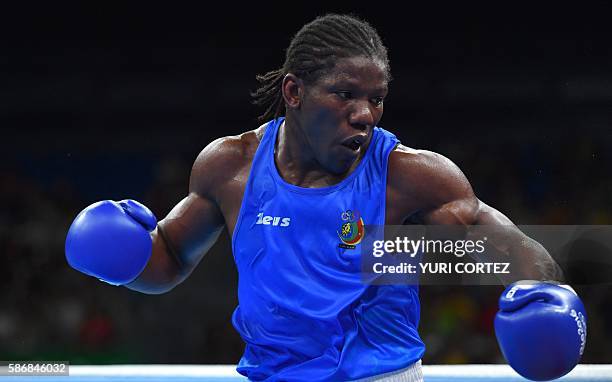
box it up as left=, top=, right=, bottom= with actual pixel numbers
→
left=231, top=118, right=425, bottom=381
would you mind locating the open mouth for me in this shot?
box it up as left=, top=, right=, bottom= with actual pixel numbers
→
left=343, top=139, right=361, bottom=151
left=341, top=136, right=366, bottom=152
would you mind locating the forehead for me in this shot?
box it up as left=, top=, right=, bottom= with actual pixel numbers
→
left=315, top=56, right=388, bottom=90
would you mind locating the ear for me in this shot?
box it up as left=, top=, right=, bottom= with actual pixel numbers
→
left=281, top=73, right=303, bottom=110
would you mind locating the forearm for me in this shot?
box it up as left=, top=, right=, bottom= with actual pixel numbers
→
left=125, top=227, right=185, bottom=294
left=505, top=231, right=564, bottom=282
left=127, top=219, right=224, bottom=294
left=125, top=193, right=225, bottom=294
left=474, top=202, right=564, bottom=283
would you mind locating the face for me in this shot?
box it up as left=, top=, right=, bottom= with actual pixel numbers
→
left=290, top=56, right=389, bottom=174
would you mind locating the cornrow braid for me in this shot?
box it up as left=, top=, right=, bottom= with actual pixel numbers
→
left=251, top=14, right=390, bottom=122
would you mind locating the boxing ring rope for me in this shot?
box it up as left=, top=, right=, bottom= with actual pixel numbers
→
left=2, top=364, right=610, bottom=381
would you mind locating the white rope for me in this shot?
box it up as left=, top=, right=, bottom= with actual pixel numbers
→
left=68, top=364, right=612, bottom=380
left=70, top=364, right=241, bottom=377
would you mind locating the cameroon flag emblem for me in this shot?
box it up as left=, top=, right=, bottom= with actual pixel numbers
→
left=337, top=210, right=365, bottom=245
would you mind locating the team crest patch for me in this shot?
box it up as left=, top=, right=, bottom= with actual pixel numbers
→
left=337, top=209, right=365, bottom=249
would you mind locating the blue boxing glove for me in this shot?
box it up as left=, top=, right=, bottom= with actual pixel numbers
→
left=65, top=199, right=157, bottom=285
left=495, top=281, right=587, bottom=381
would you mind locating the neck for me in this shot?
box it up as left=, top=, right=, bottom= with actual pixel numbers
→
left=274, top=115, right=361, bottom=188
left=275, top=115, right=326, bottom=187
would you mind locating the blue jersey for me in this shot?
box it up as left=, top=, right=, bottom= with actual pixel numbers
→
left=231, top=118, right=425, bottom=381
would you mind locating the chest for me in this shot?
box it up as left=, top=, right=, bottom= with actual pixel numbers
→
left=215, top=167, right=410, bottom=239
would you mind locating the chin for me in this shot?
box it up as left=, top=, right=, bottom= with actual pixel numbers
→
left=328, top=158, right=357, bottom=175
left=321, top=148, right=360, bottom=175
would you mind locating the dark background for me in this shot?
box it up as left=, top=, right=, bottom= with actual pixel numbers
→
left=1, top=3, right=611, bottom=365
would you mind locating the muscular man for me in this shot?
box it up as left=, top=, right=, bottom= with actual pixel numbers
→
left=66, top=14, right=585, bottom=381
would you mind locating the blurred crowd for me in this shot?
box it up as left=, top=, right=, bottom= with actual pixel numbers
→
left=1, top=127, right=611, bottom=365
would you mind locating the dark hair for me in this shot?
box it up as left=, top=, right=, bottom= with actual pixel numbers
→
left=252, top=14, right=390, bottom=122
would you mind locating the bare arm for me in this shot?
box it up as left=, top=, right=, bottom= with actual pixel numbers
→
left=391, top=147, right=563, bottom=284
left=470, top=201, right=564, bottom=282
left=126, top=137, right=239, bottom=294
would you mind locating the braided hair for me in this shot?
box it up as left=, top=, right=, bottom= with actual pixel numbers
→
left=252, top=14, right=390, bottom=122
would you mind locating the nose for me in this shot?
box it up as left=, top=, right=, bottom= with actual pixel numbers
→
left=348, top=100, right=374, bottom=130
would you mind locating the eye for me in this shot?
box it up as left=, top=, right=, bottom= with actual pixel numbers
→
left=335, top=91, right=352, bottom=100
left=371, top=97, right=384, bottom=107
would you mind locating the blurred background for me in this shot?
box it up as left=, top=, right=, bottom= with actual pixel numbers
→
left=1, top=3, right=611, bottom=366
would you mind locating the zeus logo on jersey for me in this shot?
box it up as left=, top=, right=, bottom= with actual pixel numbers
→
left=256, top=212, right=291, bottom=227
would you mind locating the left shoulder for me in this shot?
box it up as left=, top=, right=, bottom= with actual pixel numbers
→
left=387, top=144, right=477, bottom=214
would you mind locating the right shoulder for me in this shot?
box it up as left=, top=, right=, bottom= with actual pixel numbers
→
left=189, top=123, right=268, bottom=200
